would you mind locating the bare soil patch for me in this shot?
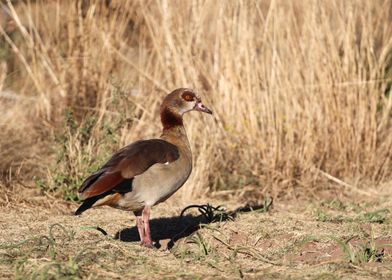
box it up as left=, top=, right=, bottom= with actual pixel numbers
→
left=1, top=185, right=392, bottom=279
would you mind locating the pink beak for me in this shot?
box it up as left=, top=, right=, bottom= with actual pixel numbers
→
left=194, top=101, right=213, bottom=114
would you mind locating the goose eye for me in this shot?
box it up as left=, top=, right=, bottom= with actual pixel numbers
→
left=182, top=91, right=194, bottom=102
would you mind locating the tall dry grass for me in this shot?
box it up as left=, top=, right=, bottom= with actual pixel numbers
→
left=0, top=0, right=391, bottom=201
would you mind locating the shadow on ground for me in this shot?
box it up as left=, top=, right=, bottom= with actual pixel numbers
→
left=114, top=201, right=271, bottom=249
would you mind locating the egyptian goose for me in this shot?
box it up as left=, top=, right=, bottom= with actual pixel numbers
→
left=75, top=88, right=212, bottom=247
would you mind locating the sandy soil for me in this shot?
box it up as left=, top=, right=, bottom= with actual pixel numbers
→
left=0, top=185, right=392, bottom=279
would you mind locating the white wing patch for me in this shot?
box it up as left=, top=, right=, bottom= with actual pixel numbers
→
left=163, top=161, right=170, bottom=165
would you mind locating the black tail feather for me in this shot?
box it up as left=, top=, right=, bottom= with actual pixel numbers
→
left=75, top=179, right=133, bottom=215
left=75, top=189, right=116, bottom=215
left=75, top=198, right=96, bottom=215
left=74, top=195, right=104, bottom=215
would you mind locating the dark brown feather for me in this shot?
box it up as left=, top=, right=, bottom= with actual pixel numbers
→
left=160, top=108, right=183, bottom=129
left=78, top=139, right=179, bottom=200
left=80, top=172, right=123, bottom=199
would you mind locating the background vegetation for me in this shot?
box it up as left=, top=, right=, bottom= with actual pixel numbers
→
left=1, top=1, right=392, bottom=279
left=0, top=0, right=391, bottom=202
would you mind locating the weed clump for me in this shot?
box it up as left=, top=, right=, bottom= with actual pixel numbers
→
left=36, top=84, right=135, bottom=201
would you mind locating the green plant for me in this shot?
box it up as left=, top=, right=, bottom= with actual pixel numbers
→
left=358, top=209, right=390, bottom=224
left=383, top=45, right=392, bottom=98
left=36, top=84, right=133, bottom=201
left=321, top=199, right=347, bottom=211
left=188, top=232, right=211, bottom=257
left=333, top=231, right=384, bottom=265
left=258, top=196, right=273, bottom=213
left=1, top=223, right=84, bottom=279
left=315, top=209, right=346, bottom=223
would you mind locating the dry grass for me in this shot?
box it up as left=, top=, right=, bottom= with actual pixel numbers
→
left=1, top=190, right=392, bottom=279
left=1, top=1, right=392, bottom=277
left=0, top=0, right=391, bottom=200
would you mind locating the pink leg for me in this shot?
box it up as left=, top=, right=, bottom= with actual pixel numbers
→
left=134, top=211, right=145, bottom=244
left=142, top=206, right=153, bottom=247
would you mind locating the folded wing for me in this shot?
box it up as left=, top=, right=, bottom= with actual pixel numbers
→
left=78, top=139, right=180, bottom=200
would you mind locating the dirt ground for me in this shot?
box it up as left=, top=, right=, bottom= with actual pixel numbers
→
left=1, top=185, right=392, bottom=279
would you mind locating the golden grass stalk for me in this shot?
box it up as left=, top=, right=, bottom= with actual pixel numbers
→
left=0, top=0, right=391, bottom=201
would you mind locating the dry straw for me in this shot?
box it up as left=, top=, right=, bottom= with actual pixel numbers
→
left=0, top=0, right=391, bottom=201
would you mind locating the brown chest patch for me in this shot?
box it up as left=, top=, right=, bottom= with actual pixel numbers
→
left=160, top=108, right=183, bottom=129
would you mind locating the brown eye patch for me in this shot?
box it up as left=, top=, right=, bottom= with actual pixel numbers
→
left=182, top=91, right=195, bottom=102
